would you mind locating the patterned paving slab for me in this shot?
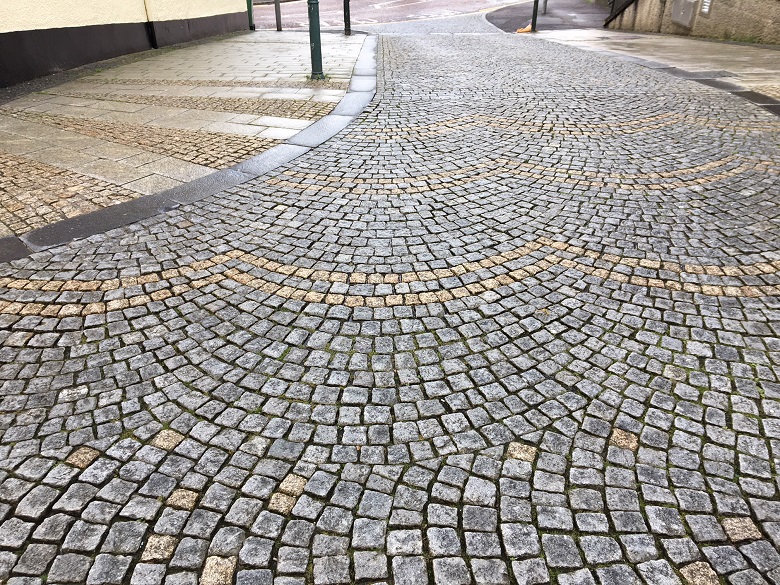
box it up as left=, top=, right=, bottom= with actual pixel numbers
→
left=0, top=15, right=779, bottom=585
left=0, top=32, right=365, bottom=238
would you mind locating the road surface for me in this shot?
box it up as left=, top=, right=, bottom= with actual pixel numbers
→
left=253, top=0, right=523, bottom=29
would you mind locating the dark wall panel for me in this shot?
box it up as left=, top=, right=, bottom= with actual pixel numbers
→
left=187, top=11, right=249, bottom=42
left=152, top=11, right=249, bottom=48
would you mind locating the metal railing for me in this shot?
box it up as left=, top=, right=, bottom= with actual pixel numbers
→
left=263, top=0, right=352, bottom=79
left=604, top=0, right=640, bottom=25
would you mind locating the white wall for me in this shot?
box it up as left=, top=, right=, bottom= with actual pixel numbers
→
left=0, top=0, right=247, bottom=34
left=0, top=0, right=147, bottom=33
left=144, top=0, right=247, bottom=22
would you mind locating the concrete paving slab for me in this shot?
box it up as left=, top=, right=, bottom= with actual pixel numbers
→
left=123, top=174, right=184, bottom=195
left=26, top=147, right=100, bottom=168
left=251, top=116, right=314, bottom=129
left=136, top=158, right=215, bottom=183
left=258, top=127, right=300, bottom=139
left=78, top=159, right=154, bottom=185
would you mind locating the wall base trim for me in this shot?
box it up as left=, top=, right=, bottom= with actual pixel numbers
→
left=151, top=11, right=249, bottom=48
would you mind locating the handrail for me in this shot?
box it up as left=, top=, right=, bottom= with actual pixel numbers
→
left=604, top=0, right=641, bottom=25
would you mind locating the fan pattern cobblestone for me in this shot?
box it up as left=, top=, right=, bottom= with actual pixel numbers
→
left=0, top=20, right=779, bottom=585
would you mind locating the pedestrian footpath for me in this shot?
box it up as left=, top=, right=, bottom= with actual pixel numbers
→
left=537, top=28, right=780, bottom=101
left=0, top=31, right=365, bottom=239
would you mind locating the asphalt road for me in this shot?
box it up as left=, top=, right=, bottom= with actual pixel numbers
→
left=253, top=0, right=523, bottom=29
left=486, top=0, right=608, bottom=32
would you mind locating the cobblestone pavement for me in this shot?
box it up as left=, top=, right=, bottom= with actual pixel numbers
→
left=0, top=32, right=364, bottom=237
left=1, top=12, right=780, bottom=585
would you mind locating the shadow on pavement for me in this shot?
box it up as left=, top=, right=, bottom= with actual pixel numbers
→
left=486, top=0, right=609, bottom=32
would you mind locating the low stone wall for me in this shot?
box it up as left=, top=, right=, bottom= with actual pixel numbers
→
left=608, top=0, right=780, bottom=44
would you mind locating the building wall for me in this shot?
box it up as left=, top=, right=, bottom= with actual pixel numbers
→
left=144, top=0, right=247, bottom=22
left=0, top=0, right=249, bottom=87
left=0, top=0, right=148, bottom=33
left=608, top=0, right=780, bottom=44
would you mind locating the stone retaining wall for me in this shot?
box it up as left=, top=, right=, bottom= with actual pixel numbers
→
left=608, top=0, right=780, bottom=44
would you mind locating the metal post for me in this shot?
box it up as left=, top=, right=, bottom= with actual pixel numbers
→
left=142, top=0, right=159, bottom=47
left=344, top=0, right=352, bottom=35
left=274, top=0, right=282, bottom=31
left=246, top=0, right=255, bottom=30
left=542, top=0, right=548, bottom=14
left=531, top=0, right=540, bottom=31
left=308, top=0, right=325, bottom=79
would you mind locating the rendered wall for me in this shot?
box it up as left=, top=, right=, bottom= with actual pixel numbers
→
left=0, top=0, right=148, bottom=33
left=609, top=0, right=780, bottom=44
left=0, top=0, right=249, bottom=87
left=0, top=0, right=246, bottom=35
left=144, top=0, right=247, bottom=22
